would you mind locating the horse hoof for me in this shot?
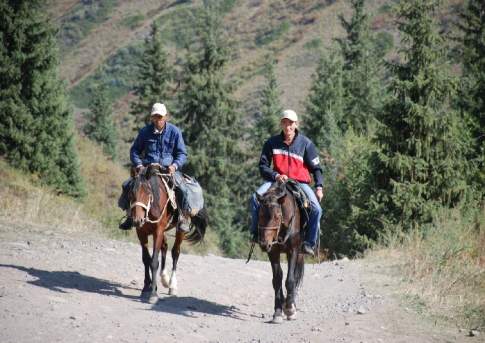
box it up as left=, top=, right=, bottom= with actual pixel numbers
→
left=286, top=312, right=297, bottom=320
left=283, top=304, right=296, bottom=317
left=148, top=294, right=159, bottom=304
left=169, top=288, right=177, bottom=296
left=271, top=315, right=284, bottom=324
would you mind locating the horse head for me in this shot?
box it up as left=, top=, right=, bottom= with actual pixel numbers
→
left=129, top=164, right=165, bottom=228
left=256, top=182, right=290, bottom=252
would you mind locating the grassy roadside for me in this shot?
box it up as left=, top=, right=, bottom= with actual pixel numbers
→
left=367, top=206, right=485, bottom=332
left=0, top=136, right=221, bottom=256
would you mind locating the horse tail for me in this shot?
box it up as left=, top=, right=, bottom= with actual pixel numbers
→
left=294, top=253, right=305, bottom=289
left=185, top=207, right=208, bottom=244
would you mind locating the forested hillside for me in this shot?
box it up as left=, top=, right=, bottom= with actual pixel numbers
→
left=1, top=0, right=483, bottom=330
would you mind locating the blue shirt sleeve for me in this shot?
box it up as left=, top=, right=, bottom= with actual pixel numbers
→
left=172, top=129, right=187, bottom=169
left=130, top=128, right=145, bottom=167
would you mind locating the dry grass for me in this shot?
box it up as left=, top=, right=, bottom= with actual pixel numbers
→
left=370, top=207, right=485, bottom=330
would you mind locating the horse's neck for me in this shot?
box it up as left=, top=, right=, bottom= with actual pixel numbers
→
left=281, top=193, right=298, bottom=226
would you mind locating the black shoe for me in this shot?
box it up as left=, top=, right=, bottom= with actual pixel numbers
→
left=301, top=243, right=315, bottom=256
left=119, top=217, right=133, bottom=230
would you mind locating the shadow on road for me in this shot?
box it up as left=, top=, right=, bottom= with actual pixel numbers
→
left=151, top=296, right=245, bottom=320
left=0, top=264, right=140, bottom=301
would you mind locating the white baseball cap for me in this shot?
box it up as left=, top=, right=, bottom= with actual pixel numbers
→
left=281, top=109, right=298, bottom=122
left=150, top=103, right=167, bottom=117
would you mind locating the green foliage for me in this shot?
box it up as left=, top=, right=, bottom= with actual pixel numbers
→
left=0, top=0, right=84, bottom=197
left=303, top=48, right=345, bottom=156
left=253, top=59, right=282, bottom=149
left=457, top=0, right=485, bottom=192
left=304, top=38, right=323, bottom=50
left=177, top=1, right=249, bottom=257
left=58, top=0, right=118, bottom=53
left=336, top=0, right=383, bottom=134
left=84, top=84, right=118, bottom=160
left=255, top=20, right=291, bottom=46
left=69, top=44, right=144, bottom=108
left=130, top=22, right=172, bottom=127
left=373, top=0, right=471, bottom=230
left=120, top=13, right=145, bottom=29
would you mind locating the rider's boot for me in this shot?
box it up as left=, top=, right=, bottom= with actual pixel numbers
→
left=119, top=210, right=133, bottom=230
left=301, top=242, right=315, bottom=256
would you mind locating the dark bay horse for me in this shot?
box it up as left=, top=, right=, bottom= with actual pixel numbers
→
left=256, top=181, right=305, bottom=324
left=129, top=164, right=207, bottom=302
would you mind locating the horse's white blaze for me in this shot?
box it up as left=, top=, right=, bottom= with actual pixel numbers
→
left=161, top=268, right=170, bottom=288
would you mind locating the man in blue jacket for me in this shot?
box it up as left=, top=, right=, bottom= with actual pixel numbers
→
left=118, top=102, right=189, bottom=230
left=250, top=109, right=323, bottom=256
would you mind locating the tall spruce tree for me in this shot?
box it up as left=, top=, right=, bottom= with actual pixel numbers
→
left=84, top=83, right=118, bottom=160
left=303, top=48, right=345, bottom=157
left=177, top=1, right=247, bottom=257
left=374, top=0, right=469, bottom=229
left=0, top=0, right=84, bottom=196
left=253, top=59, right=282, bottom=149
left=130, top=22, right=171, bottom=127
left=336, top=0, right=382, bottom=134
left=458, top=0, right=485, bottom=192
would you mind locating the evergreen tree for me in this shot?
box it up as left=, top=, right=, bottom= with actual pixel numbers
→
left=177, top=1, right=248, bottom=257
left=303, top=48, right=345, bottom=157
left=336, top=0, right=382, bottom=133
left=457, top=0, right=485, bottom=191
left=130, top=22, right=171, bottom=127
left=253, top=59, right=282, bottom=149
left=374, top=0, right=470, bottom=230
left=84, top=83, right=118, bottom=160
left=0, top=0, right=84, bottom=196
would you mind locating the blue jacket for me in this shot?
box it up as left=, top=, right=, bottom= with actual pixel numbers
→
left=130, top=123, right=187, bottom=169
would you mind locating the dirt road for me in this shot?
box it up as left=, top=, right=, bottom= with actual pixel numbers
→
left=0, top=220, right=469, bottom=342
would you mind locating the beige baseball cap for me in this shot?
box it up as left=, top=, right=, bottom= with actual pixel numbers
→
left=281, top=109, right=298, bottom=122
left=150, top=103, right=167, bottom=117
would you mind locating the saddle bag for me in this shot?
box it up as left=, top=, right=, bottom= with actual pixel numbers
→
left=173, top=172, right=204, bottom=216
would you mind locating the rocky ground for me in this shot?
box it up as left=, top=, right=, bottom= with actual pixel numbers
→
left=0, top=220, right=477, bottom=343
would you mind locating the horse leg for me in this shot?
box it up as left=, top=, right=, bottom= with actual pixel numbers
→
left=148, top=232, right=164, bottom=302
left=268, top=249, right=284, bottom=324
left=284, top=249, right=298, bottom=320
left=137, top=231, right=152, bottom=296
left=160, top=236, right=170, bottom=288
left=168, top=230, right=185, bottom=296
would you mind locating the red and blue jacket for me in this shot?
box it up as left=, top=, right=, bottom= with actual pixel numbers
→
left=259, top=130, right=323, bottom=187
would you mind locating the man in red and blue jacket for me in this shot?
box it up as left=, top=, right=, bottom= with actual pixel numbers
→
left=250, top=109, right=323, bottom=255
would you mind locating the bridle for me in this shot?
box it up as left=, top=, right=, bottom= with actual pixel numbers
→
left=130, top=172, right=171, bottom=226
left=258, top=198, right=295, bottom=250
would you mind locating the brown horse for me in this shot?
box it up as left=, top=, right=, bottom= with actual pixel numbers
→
left=129, top=164, right=207, bottom=302
left=256, top=181, right=305, bottom=324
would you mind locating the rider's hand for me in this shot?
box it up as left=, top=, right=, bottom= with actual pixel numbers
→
left=276, top=174, right=288, bottom=183
left=135, top=165, right=144, bottom=173
left=168, top=164, right=177, bottom=174
left=315, top=187, right=324, bottom=202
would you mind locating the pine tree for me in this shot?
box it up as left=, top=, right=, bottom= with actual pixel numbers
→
left=336, top=0, right=382, bottom=134
left=84, top=83, right=118, bottom=160
left=130, top=22, right=171, bottom=127
left=253, top=59, right=282, bottom=149
left=303, top=48, right=345, bottom=157
left=374, top=0, right=469, bottom=229
left=457, top=0, right=485, bottom=191
left=177, top=1, right=248, bottom=257
left=0, top=0, right=84, bottom=196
